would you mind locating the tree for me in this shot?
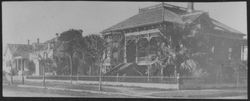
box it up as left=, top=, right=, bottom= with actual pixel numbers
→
left=57, top=29, right=83, bottom=84
left=81, top=34, right=108, bottom=90
left=81, top=34, right=108, bottom=75
left=156, top=22, right=210, bottom=78
left=26, top=60, right=35, bottom=75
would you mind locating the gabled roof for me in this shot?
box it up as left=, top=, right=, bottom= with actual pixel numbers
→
left=5, top=44, right=33, bottom=58
left=211, top=18, right=245, bottom=35
left=181, top=11, right=205, bottom=23
left=32, top=43, right=48, bottom=51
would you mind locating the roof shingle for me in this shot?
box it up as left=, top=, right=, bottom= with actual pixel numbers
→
left=102, top=4, right=186, bottom=33
left=6, top=44, right=33, bottom=58
left=102, top=3, right=244, bottom=36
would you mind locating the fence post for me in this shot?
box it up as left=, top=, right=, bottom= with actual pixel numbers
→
left=147, top=65, right=150, bottom=82
left=161, top=67, right=163, bottom=81
left=99, top=64, right=102, bottom=91
left=43, top=64, right=46, bottom=88
left=76, top=70, right=79, bottom=82
left=236, top=70, right=239, bottom=88
left=177, top=73, right=180, bottom=90
left=116, top=73, right=119, bottom=82
left=10, top=74, right=13, bottom=85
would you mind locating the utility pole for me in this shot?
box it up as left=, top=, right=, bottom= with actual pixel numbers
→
left=43, top=61, right=46, bottom=88
left=21, top=59, right=24, bottom=85
left=43, top=53, right=47, bottom=88
left=10, top=61, right=13, bottom=85
left=69, top=54, right=73, bottom=85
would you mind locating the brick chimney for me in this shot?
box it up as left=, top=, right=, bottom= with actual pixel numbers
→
left=37, top=38, right=39, bottom=44
left=56, top=33, right=59, bottom=41
left=187, top=2, right=194, bottom=13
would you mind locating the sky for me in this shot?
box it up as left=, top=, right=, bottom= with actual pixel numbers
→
left=2, top=1, right=247, bottom=49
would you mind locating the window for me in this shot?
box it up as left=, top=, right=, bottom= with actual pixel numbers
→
left=241, top=45, right=248, bottom=61
left=228, top=48, right=232, bottom=60
left=113, top=52, right=119, bottom=59
left=211, top=46, right=215, bottom=53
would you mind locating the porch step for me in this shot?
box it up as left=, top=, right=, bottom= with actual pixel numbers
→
left=104, top=63, right=125, bottom=75
left=104, top=63, right=134, bottom=76
left=118, top=63, right=134, bottom=71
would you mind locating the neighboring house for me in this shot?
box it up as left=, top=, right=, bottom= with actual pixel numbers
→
left=241, top=38, right=248, bottom=66
left=3, top=36, right=58, bottom=76
left=101, top=3, right=246, bottom=76
left=29, top=37, right=58, bottom=76
left=3, top=43, right=33, bottom=75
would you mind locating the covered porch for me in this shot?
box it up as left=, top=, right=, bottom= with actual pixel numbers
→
left=12, top=56, right=28, bottom=75
left=124, top=28, right=164, bottom=66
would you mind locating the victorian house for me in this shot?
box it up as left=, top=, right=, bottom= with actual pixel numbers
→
left=101, top=3, right=246, bottom=77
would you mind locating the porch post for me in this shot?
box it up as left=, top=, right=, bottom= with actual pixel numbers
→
left=124, top=36, right=127, bottom=63
left=21, top=59, right=24, bottom=84
left=16, top=59, right=17, bottom=72
left=17, top=59, right=19, bottom=71
left=14, top=59, right=18, bottom=83
left=10, top=60, right=14, bottom=84
left=135, top=37, right=138, bottom=63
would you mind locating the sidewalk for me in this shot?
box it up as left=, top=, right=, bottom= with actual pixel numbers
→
left=3, top=79, right=156, bottom=98
left=25, top=78, right=179, bottom=90
left=4, top=77, right=247, bottom=98
left=6, top=78, right=247, bottom=99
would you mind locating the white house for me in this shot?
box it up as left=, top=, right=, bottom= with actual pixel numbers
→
left=3, top=43, right=33, bottom=75
left=3, top=37, right=57, bottom=76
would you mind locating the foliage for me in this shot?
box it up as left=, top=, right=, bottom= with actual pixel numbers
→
left=26, top=60, right=36, bottom=75
left=53, top=29, right=108, bottom=76
left=56, top=29, right=83, bottom=75
left=81, top=34, right=108, bottom=75
left=58, top=29, right=83, bottom=56
left=155, top=23, right=211, bottom=77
